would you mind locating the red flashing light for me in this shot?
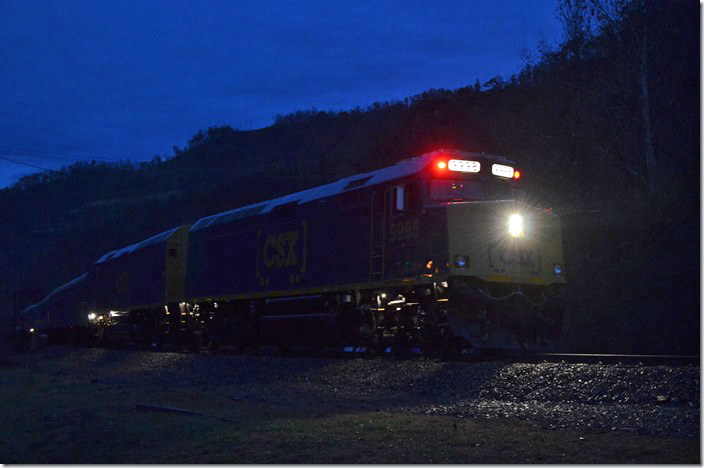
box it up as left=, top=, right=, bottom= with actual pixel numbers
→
left=513, top=170, right=521, bottom=179
left=437, top=161, right=447, bottom=170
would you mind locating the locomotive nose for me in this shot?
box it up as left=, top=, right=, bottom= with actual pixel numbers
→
left=445, top=202, right=565, bottom=286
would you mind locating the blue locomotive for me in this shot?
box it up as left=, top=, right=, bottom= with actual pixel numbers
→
left=17, top=149, right=566, bottom=353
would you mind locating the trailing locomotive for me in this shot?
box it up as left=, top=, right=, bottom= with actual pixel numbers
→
left=16, top=149, right=566, bottom=353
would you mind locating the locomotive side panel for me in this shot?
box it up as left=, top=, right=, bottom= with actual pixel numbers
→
left=383, top=185, right=450, bottom=281
left=187, top=194, right=375, bottom=301
left=127, top=242, right=166, bottom=309
left=297, top=192, right=372, bottom=288
left=47, top=273, right=92, bottom=329
left=186, top=218, right=259, bottom=300
left=18, top=272, right=92, bottom=346
left=254, top=209, right=310, bottom=293
left=95, top=253, right=130, bottom=312
left=92, top=226, right=187, bottom=313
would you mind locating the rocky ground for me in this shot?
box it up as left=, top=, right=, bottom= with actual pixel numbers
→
left=277, top=355, right=699, bottom=439
left=1, top=346, right=699, bottom=463
left=20, top=346, right=697, bottom=439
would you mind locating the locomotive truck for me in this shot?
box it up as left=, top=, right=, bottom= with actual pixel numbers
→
left=17, top=149, right=566, bottom=353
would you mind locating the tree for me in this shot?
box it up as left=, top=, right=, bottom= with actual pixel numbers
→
left=579, top=0, right=657, bottom=196
left=557, top=0, right=596, bottom=61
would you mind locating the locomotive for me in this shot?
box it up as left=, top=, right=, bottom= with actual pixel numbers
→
left=16, top=149, right=566, bottom=353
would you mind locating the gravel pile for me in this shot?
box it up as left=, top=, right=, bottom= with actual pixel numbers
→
left=479, top=362, right=699, bottom=406
left=303, top=359, right=700, bottom=438
left=406, top=362, right=699, bottom=438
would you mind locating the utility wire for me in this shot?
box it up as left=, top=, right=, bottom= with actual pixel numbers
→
left=0, top=146, right=126, bottom=162
left=0, top=154, right=337, bottom=182
left=0, top=146, right=125, bottom=162
left=0, top=156, right=55, bottom=171
left=0, top=148, right=338, bottom=182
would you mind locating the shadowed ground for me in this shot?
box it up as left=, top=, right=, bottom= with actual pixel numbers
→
left=0, top=346, right=698, bottom=463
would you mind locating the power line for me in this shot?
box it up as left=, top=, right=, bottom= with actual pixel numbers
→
left=0, top=151, right=117, bottom=165
left=0, top=149, right=338, bottom=182
left=0, top=156, right=55, bottom=172
left=0, top=146, right=124, bottom=162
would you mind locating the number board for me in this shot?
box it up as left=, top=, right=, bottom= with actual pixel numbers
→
left=491, top=163, right=514, bottom=178
left=448, top=159, right=481, bottom=173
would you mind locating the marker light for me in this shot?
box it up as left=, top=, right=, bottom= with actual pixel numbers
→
left=508, top=214, right=524, bottom=237
left=437, top=161, right=447, bottom=170
left=513, top=170, right=521, bottom=179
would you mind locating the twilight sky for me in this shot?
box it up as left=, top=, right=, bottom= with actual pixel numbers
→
left=0, top=0, right=563, bottom=188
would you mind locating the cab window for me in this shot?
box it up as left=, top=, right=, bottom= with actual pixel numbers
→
left=393, top=185, right=405, bottom=212
left=392, top=182, right=417, bottom=213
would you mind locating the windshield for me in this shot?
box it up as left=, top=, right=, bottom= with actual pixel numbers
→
left=429, top=179, right=484, bottom=201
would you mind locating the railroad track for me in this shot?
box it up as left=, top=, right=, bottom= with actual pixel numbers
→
left=198, top=344, right=700, bottom=366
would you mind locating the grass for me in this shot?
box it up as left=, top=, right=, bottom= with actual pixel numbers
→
left=0, top=347, right=699, bottom=464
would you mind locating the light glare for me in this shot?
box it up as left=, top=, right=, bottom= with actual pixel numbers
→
left=508, top=214, right=524, bottom=237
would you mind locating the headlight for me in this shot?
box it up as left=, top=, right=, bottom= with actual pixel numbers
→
left=508, top=214, right=524, bottom=237
left=87, top=312, right=96, bottom=321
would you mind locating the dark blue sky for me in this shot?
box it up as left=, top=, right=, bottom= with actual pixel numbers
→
left=0, top=0, right=563, bottom=188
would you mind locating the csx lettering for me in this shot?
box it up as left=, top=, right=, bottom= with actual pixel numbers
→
left=263, top=231, right=299, bottom=269
left=499, top=248, right=535, bottom=267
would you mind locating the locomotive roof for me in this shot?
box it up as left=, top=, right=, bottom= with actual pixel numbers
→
left=96, top=225, right=181, bottom=264
left=190, top=149, right=513, bottom=232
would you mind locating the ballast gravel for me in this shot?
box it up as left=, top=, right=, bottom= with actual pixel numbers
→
left=25, top=347, right=699, bottom=439
left=302, top=359, right=699, bottom=438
